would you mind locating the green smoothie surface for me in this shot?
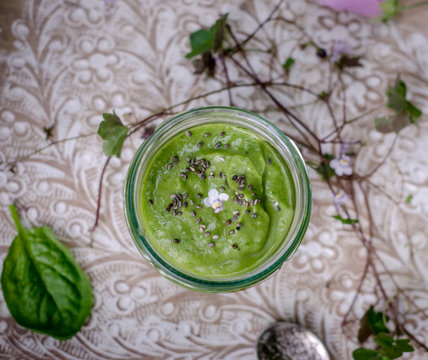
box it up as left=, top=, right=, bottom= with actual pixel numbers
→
left=139, top=123, right=295, bottom=278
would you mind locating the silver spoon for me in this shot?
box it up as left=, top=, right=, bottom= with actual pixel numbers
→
left=257, top=322, right=330, bottom=360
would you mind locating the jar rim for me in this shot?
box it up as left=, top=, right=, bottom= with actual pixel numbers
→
left=124, top=106, right=311, bottom=292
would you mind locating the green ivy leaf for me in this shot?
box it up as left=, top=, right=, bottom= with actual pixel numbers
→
left=374, top=333, right=414, bottom=359
left=376, top=77, right=422, bottom=133
left=185, top=29, right=213, bottom=59
left=405, top=194, right=413, bottom=204
left=380, top=0, right=400, bottom=22
left=282, top=57, right=295, bottom=70
left=358, top=306, right=390, bottom=343
left=332, top=215, right=359, bottom=225
left=185, top=14, right=228, bottom=59
left=98, top=112, right=129, bottom=158
left=212, top=13, right=228, bottom=52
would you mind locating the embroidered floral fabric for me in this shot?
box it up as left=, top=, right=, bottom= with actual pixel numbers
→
left=0, top=0, right=427, bottom=359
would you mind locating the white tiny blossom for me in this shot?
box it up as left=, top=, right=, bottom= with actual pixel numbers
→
left=330, top=155, right=353, bottom=176
left=203, top=189, right=229, bottom=213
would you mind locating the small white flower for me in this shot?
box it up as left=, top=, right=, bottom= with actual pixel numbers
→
left=330, top=155, right=353, bottom=176
left=334, top=190, right=348, bottom=205
left=203, top=189, right=229, bottom=213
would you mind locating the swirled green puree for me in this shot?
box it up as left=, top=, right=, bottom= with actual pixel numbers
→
left=139, top=124, right=295, bottom=278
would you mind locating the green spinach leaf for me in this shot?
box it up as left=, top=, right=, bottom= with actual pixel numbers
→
left=1, top=204, right=93, bottom=340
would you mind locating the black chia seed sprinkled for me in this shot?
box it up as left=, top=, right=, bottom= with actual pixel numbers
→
left=232, top=243, right=238, bottom=249
left=220, top=186, right=225, bottom=191
left=245, top=209, right=251, bottom=214
left=186, top=131, right=192, bottom=137
left=236, top=227, right=240, bottom=231
left=173, top=238, right=180, bottom=244
left=186, top=157, right=191, bottom=163
left=251, top=213, right=258, bottom=218
left=208, top=242, right=215, bottom=247
left=170, top=194, right=176, bottom=199
left=200, top=174, right=206, bottom=180
left=197, top=141, right=203, bottom=148
left=275, top=206, right=281, bottom=211
left=196, top=193, right=202, bottom=198
left=233, top=211, right=239, bottom=215
left=215, top=142, right=222, bottom=149
left=189, top=199, right=194, bottom=205
left=183, top=202, right=188, bottom=208
left=204, top=132, right=211, bottom=137
left=196, top=218, right=201, bottom=224
left=248, top=184, right=253, bottom=190
left=196, top=205, right=202, bottom=209
left=173, top=155, right=179, bottom=161
left=209, top=172, right=215, bottom=178
left=166, top=204, right=172, bottom=212
left=232, top=175, right=237, bottom=181
left=149, top=199, right=153, bottom=205
left=268, top=158, right=272, bottom=164
left=180, top=173, right=187, bottom=180
left=229, top=230, right=235, bottom=235
left=212, top=235, right=219, bottom=240
left=237, top=222, right=243, bottom=227
left=167, top=163, right=172, bottom=170
left=224, top=144, right=230, bottom=148
left=220, top=131, right=225, bottom=137
left=225, top=219, right=232, bottom=226
left=204, top=232, right=211, bottom=237
left=191, top=211, right=196, bottom=217
left=177, top=211, right=183, bottom=215
left=183, top=193, right=188, bottom=198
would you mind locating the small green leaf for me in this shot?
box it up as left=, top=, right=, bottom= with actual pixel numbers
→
left=336, top=54, right=362, bottom=70
left=375, top=333, right=395, bottom=347
left=318, top=90, right=329, bottom=100
left=352, top=348, right=381, bottom=360
left=406, top=101, right=422, bottom=122
left=98, top=112, right=129, bottom=158
left=314, top=153, right=335, bottom=181
left=332, top=215, right=359, bottom=225
left=185, top=29, right=213, bottom=59
left=386, top=78, right=407, bottom=112
left=394, top=339, right=414, bottom=353
left=212, top=13, right=228, bottom=52
left=380, top=0, right=400, bottom=22
left=358, top=306, right=389, bottom=343
left=375, top=113, right=410, bottom=134
left=405, top=194, right=413, bottom=204
left=185, top=14, right=228, bottom=59
left=282, top=57, right=295, bottom=70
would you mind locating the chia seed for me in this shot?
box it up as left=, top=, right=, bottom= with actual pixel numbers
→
left=236, top=227, right=240, bottom=231
left=180, top=173, right=187, bottom=180
left=224, top=144, right=230, bottom=148
left=167, top=163, right=172, bottom=170
left=149, top=199, right=153, bottom=205
left=173, top=238, right=180, bottom=244
left=177, top=211, right=182, bottom=215
left=248, top=184, right=253, bottom=190
left=220, top=131, right=225, bottom=137
left=232, top=243, right=238, bottom=249
left=189, top=199, right=195, bottom=205
left=212, top=235, right=219, bottom=240
left=209, top=172, right=215, bottom=178
left=215, top=142, right=222, bottom=149
left=191, top=211, right=196, bottom=217
left=197, top=141, right=203, bottom=148
left=220, top=186, right=225, bottom=191
left=275, top=206, right=281, bottom=211
left=225, top=219, right=232, bottom=226
left=204, top=132, right=211, bottom=137
left=268, top=158, right=272, bottom=164
left=196, top=193, right=202, bottom=198
left=251, top=213, right=258, bottom=218
left=245, top=209, right=251, bottom=214
left=229, top=230, right=235, bottom=235
left=196, top=218, right=201, bottom=224
left=196, top=205, right=202, bottom=209
left=183, top=193, right=188, bottom=198
left=170, top=194, right=176, bottom=199
left=186, top=131, right=192, bottom=137
left=208, top=242, right=215, bottom=247
left=183, top=202, right=188, bottom=208
left=205, top=232, right=211, bottom=237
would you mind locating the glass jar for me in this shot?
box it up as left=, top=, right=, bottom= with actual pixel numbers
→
left=124, top=106, right=311, bottom=292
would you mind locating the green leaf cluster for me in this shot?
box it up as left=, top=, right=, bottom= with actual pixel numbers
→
left=1, top=205, right=93, bottom=340
left=312, top=153, right=335, bottom=181
left=375, top=76, right=422, bottom=133
left=98, top=112, right=129, bottom=158
left=353, top=306, right=414, bottom=360
left=185, top=14, right=229, bottom=59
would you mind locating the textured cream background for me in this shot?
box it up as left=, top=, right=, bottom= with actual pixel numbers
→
left=0, top=0, right=427, bottom=359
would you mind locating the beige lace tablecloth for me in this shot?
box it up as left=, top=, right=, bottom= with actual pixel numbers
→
left=1, top=0, right=428, bottom=359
